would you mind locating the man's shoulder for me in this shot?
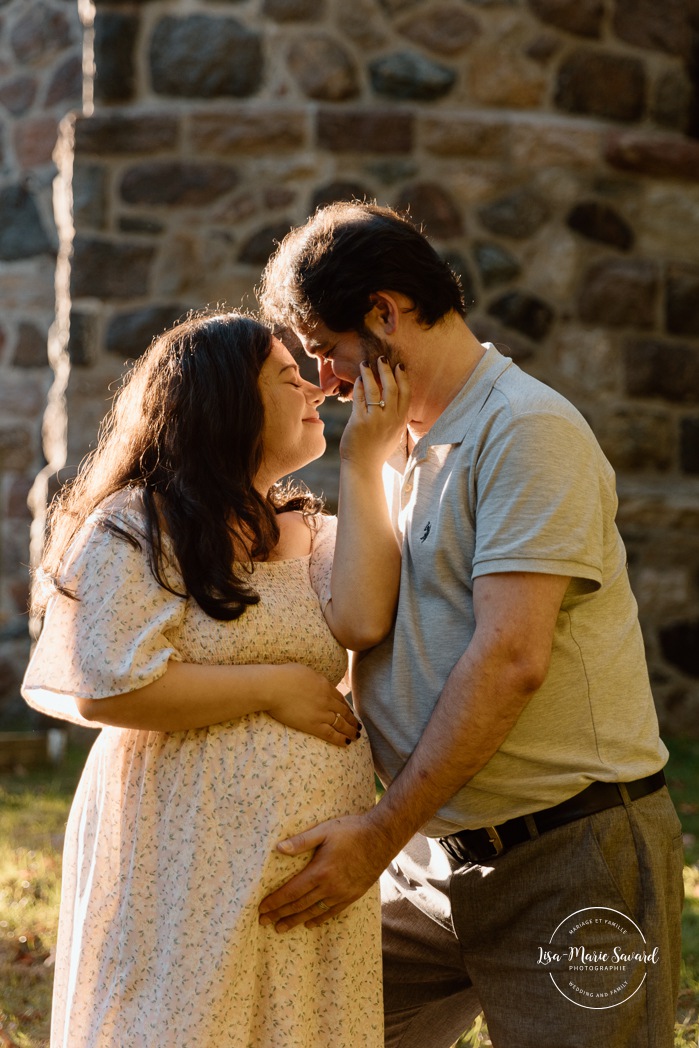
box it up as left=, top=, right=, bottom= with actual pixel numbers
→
left=487, top=362, right=589, bottom=433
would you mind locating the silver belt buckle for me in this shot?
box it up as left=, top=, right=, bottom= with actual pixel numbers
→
left=484, top=825, right=504, bottom=856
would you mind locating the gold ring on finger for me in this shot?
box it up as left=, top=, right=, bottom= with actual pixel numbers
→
left=332, top=713, right=342, bottom=730
left=317, top=900, right=330, bottom=912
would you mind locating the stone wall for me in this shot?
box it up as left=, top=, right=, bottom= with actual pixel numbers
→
left=2, top=0, right=699, bottom=733
left=0, top=0, right=83, bottom=724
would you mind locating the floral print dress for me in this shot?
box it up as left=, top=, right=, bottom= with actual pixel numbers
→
left=22, top=494, right=383, bottom=1048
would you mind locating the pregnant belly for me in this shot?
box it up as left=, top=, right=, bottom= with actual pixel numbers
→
left=95, top=714, right=376, bottom=860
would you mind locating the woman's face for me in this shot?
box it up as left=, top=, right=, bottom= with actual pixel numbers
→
left=256, top=338, right=326, bottom=489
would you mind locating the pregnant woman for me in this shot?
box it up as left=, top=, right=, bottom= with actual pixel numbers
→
left=23, top=309, right=408, bottom=1047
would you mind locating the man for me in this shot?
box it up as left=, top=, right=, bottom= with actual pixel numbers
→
left=257, top=202, right=684, bottom=1048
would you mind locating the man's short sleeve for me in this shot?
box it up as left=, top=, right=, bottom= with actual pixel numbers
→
left=472, top=409, right=606, bottom=588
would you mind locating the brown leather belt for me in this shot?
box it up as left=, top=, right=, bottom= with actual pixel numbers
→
left=438, top=770, right=666, bottom=865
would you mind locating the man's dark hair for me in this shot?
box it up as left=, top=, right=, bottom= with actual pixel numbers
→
left=259, top=201, right=466, bottom=333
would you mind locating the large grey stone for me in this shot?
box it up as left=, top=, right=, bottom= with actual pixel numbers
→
left=488, top=291, right=553, bottom=340
left=477, top=188, right=549, bottom=239
left=239, top=222, right=293, bottom=266
left=71, top=237, right=156, bottom=299
left=473, top=241, right=521, bottom=287
left=10, top=3, right=73, bottom=64
left=369, top=51, right=456, bottom=101
left=0, top=75, right=36, bottom=115
left=94, top=13, right=138, bottom=103
left=566, top=201, right=634, bottom=250
left=106, top=305, right=186, bottom=358
left=0, top=184, right=53, bottom=260
left=150, top=16, right=263, bottom=98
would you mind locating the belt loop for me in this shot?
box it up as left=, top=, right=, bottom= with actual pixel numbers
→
left=617, top=782, right=633, bottom=807
left=524, top=813, right=540, bottom=839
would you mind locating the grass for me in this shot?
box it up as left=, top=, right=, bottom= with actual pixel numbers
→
left=0, top=737, right=697, bottom=1048
left=0, top=743, right=92, bottom=1048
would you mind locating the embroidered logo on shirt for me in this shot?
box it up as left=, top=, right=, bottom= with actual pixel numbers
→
left=419, top=522, right=431, bottom=543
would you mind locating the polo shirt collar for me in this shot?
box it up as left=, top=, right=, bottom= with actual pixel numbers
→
left=413, top=342, right=512, bottom=456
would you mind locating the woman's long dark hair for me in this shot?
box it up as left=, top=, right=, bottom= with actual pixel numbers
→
left=36, top=309, right=322, bottom=620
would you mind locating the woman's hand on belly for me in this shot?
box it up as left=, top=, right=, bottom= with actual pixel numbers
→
left=267, top=664, right=361, bottom=747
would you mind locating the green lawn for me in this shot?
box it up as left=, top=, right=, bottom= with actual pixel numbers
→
left=0, top=737, right=697, bottom=1048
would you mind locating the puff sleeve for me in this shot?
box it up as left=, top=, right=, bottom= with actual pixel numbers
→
left=22, top=507, right=186, bottom=727
left=308, top=513, right=337, bottom=614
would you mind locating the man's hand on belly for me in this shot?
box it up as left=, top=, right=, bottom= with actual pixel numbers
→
left=258, top=813, right=395, bottom=932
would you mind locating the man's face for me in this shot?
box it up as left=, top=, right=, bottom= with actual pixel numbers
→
left=294, top=319, right=400, bottom=401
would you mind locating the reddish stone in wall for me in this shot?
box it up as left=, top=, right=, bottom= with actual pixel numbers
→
left=578, top=258, right=659, bottom=328
left=398, top=6, right=481, bottom=55
left=287, top=33, right=359, bottom=101
left=75, top=113, right=180, bottom=155
left=613, top=0, right=692, bottom=59
left=317, top=109, right=414, bottom=153
left=14, top=323, right=47, bottom=368
left=45, top=54, right=83, bottom=107
left=14, top=116, right=58, bottom=169
left=394, top=182, right=464, bottom=238
left=121, top=162, right=239, bottom=207
left=566, top=201, right=634, bottom=250
left=555, top=49, right=645, bottom=122
left=528, top=0, right=603, bottom=39
left=190, top=108, right=307, bottom=153
left=605, top=130, right=699, bottom=181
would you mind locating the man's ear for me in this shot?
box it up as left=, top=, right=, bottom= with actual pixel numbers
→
left=365, top=291, right=401, bottom=335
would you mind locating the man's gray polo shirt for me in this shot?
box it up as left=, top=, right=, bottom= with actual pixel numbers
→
left=352, top=343, right=666, bottom=836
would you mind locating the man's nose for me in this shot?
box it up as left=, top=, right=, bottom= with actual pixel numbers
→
left=317, top=358, right=342, bottom=397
